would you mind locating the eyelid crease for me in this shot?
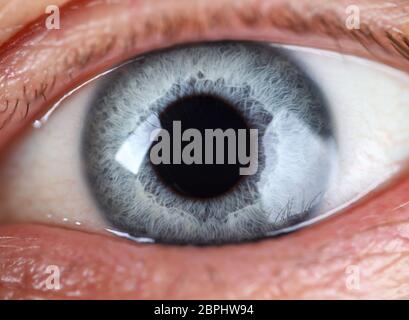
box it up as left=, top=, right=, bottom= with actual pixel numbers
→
left=0, top=0, right=409, bottom=151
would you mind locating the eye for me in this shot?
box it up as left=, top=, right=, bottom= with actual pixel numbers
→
left=1, top=39, right=408, bottom=245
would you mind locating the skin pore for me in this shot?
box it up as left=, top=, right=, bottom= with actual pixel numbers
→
left=1, top=0, right=409, bottom=299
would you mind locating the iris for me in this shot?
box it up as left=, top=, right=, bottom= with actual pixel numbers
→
left=82, top=42, right=335, bottom=244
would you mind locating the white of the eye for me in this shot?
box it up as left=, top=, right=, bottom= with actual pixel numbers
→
left=281, top=45, right=409, bottom=220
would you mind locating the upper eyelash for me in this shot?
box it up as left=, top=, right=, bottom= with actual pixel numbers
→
left=0, top=0, right=409, bottom=132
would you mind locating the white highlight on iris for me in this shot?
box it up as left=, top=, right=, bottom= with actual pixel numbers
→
left=115, top=114, right=161, bottom=175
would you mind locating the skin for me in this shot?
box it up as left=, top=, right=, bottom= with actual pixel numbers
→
left=1, top=0, right=409, bottom=299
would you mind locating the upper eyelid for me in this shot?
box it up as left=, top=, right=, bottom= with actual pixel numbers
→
left=0, top=0, right=409, bottom=151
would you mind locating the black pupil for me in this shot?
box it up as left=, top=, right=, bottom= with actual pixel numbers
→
left=150, top=94, right=249, bottom=199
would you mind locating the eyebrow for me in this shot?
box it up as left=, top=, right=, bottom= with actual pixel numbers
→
left=0, top=0, right=408, bottom=149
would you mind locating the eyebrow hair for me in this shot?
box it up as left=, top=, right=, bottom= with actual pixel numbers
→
left=0, top=0, right=408, bottom=143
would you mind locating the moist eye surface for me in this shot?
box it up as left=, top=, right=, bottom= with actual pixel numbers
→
left=82, top=41, right=336, bottom=245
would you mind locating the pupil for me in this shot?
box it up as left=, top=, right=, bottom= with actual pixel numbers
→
left=151, top=94, right=250, bottom=199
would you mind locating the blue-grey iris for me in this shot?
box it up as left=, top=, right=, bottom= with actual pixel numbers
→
left=82, top=42, right=335, bottom=244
